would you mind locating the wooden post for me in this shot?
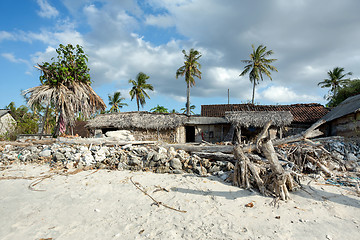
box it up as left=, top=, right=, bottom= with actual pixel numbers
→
left=236, top=126, right=242, bottom=144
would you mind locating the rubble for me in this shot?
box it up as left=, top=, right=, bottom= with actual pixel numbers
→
left=0, top=141, right=234, bottom=178
left=0, top=136, right=359, bottom=195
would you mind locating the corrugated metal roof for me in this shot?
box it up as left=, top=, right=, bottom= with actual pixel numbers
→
left=322, top=94, right=360, bottom=122
left=201, top=103, right=329, bottom=123
left=185, top=116, right=228, bottom=125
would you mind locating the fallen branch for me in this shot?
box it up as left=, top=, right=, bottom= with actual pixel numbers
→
left=130, top=176, right=187, bottom=213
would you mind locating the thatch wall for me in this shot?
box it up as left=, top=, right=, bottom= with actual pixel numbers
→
left=86, top=111, right=188, bottom=130
left=225, top=111, right=293, bottom=128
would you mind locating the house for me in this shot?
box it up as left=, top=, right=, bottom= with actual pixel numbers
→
left=201, top=103, right=329, bottom=136
left=86, top=112, right=188, bottom=143
left=0, top=109, right=16, bottom=136
left=86, top=103, right=329, bottom=144
left=322, top=94, right=360, bottom=137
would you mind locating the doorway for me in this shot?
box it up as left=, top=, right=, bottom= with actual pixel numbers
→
left=185, top=126, right=195, bottom=142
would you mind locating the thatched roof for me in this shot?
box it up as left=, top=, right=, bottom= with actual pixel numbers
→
left=86, top=111, right=188, bottom=130
left=322, top=94, right=360, bottom=122
left=225, top=111, right=293, bottom=128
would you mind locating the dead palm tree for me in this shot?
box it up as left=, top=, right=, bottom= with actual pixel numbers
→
left=318, top=67, right=352, bottom=100
left=129, top=72, right=154, bottom=111
left=240, top=44, right=278, bottom=104
left=176, top=49, right=202, bottom=116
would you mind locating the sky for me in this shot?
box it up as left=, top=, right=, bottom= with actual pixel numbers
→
left=1, top=0, right=360, bottom=114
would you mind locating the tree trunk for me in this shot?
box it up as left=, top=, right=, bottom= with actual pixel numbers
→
left=186, top=81, right=190, bottom=116
left=261, top=139, right=293, bottom=200
left=236, top=126, right=242, bottom=144
left=136, top=96, right=140, bottom=111
left=251, top=80, right=256, bottom=104
left=38, top=103, right=50, bottom=139
left=232, top=119, right=326, bottom=201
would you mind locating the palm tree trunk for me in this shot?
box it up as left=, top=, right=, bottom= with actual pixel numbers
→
left=38, top=103, right=50, bottom=139
left=186, top=81, right=190, bottom=116
left=251, top=80, right=256, bottom=104
left=136, top=96, right=140, bottom=111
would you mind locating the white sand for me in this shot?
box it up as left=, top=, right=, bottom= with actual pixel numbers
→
left=0, top=164, right=359, bottom=240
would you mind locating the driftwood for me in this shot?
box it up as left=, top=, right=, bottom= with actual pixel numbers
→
left=163, top=143, right=233, bottom=153
left=192, top=152, right=236, bottom=163
left=232, top=119, right=329, bottom=201
left=0, top=139, right=56, bottom=147
left=57, top=137, right=156, bottom=146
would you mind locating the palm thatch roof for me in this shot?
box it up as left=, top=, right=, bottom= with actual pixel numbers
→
left=225, top=111, right=293, bottom=128
left=86, top=112, right=188, bottom=130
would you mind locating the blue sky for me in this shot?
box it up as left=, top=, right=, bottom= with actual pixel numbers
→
left=1, top=0, right=360, bottom=114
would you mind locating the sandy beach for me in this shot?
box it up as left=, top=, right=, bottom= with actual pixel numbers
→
left=0, top=163, right=359, bottom=240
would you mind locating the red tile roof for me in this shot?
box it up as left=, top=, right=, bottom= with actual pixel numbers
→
left=201, top=103, right=329, bottom=123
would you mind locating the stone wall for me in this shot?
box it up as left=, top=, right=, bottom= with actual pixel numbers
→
left=131, top=128, right=179, bottom=143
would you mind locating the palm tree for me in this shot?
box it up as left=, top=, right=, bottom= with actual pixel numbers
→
left=176, top=49, right=202, bottom=116
left=150, top=105, right=168, bottom=113
left=180, top=104, right=196, bottom=115
left=108, top=91, right=128, bottom=113
left=23, top=44, right=106, bottom=136
left=129, top=72, right=154, bottom=111
left=23, top=79, right=106, bottom=136
left=240, top=44, right=278, bottom=104
left=318, top=67, right=352, bottom=100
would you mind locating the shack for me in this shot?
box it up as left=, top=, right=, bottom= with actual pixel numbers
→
left=225, top=111, right=293, bottom=143
left=322, top=94, right=360, bottom=137
left=201, top=103, right=329, bottom=135
left=86, top=112, right=188, bottom=143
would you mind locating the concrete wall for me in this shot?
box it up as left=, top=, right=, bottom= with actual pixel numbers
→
left=192, top=124, right=229, bottom=143
left=0, top=113, right=16, bottom=135
left=176, top=126, right=186, bottom=143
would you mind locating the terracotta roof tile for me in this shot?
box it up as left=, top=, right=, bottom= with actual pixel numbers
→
left=201, top=103, right=329, bottom=123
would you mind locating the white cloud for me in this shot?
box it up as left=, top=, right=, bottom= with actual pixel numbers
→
left=37, top=0, right=59, bottom=18
left=2, top=53, right=29, bottom=65
left=6, top=0, right=360, bottom=107
left=145, top=14, right=175, bottom=28
left=261, top=86, right=322, bottom=103
left=0, top=31, right=14, bottom=42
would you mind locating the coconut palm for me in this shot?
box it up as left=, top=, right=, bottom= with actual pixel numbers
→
left=129, top=72, right=154, bottom=111
left=318, top=67, right=352, bottom=100
left=24, top=80, right=106, bottom=135
left=23, top=44, right=106, bottom=136
left=108, top=91, right=128, bottom=113
left=240, top=44, right=278, bottom=104
left=150, top=105, right=168, bottom=113
left=176, top=49, right=202, bottom=116
left=180, top=104, right=196, bottom=115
